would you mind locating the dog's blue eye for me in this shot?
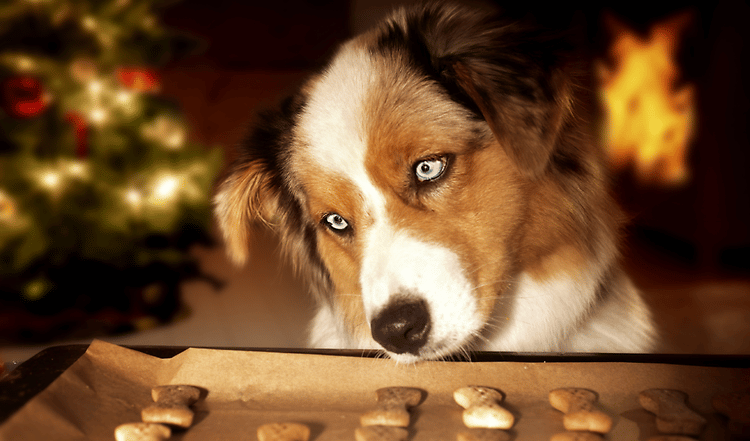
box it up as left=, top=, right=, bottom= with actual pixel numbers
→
left=324, top=213, right=349, bottom=232
left=415, top=157, right=446, bottom=182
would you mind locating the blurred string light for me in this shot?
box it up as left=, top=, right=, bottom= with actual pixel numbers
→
left=81, top=15, right=97, bottom=31
left=89, top=76, right=144, bottom=122
left=39, top=170, right=62, bottom=191
left=147, top=171, right=197, bottom=208
left=16, top=56, right=35, bottom=72
left=88, top=79, right=103, bottom=95
left=32, top=160, right=90, bottom=193
left=64, top=160, right=89, bottom=179
left=142, top=115, right=186, bottom=150
left=23, top=278, right=51, bottom=302
left=116, top=89, right=134, bottom=105
left=80, top=14, right=115, bottom=49
left=89, top=107, right=107, bottom=125
left=152, top=173, right=179, bottom=202
left=0, top=189, right=17, bottom=222
left=0, top=188, right=29, bottom=238
left=124, top=187, right=143, bottom=211
left=21, top=157, right=215, bottom=237
left=122, top=168, right=205, bottom=216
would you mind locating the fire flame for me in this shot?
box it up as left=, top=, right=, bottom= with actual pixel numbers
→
left=598, top=12, right=695, bottom=186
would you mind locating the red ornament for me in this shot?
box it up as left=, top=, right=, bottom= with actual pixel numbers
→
left=1, top=76, right=50, bottom=118
left=65, top=111, right=89, bottom=158
left=115, top=67, right=160, bottom=93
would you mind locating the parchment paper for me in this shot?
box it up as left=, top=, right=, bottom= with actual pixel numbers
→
left=1, top=340, right=747, bottom=440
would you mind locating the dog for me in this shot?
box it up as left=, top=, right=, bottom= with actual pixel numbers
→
left=214, top=2, right=658, bottom=363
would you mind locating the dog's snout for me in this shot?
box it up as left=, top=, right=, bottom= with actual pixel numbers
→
left=370, top=298, right=431, bottom=355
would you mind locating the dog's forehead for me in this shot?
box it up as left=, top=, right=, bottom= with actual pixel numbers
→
left=295, top=42, right=385, bottom=211
left=298, top=44, right=372, bottom=174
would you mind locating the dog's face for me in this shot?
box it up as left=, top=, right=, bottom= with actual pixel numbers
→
left=292, top=43, right=528, bottom=362
left=216, top=4, right=583, bottom=362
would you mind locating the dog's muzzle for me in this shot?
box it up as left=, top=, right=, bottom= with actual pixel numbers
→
left=370, top=298, right=431, bottom=355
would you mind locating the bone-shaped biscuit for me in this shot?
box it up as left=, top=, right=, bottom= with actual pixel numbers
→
left=457, top=428, right=512, bottom=441
left=549, top=432, right=604, bottom=441
left=360, top=387, right=423, bottom=427
left=257, top=422, right=310, bottom=441
left=355, top=425, right=409, bottom=441
left=114, top=422, right=171, bottom=441
left=141, top=384, right=201, bottom=428
left=454, top=386, right=515, bottom=429
left=638, top=389, right=706, bottom=436
left=713, top=388, right=750, bottom=435
left=548, top=388, right=612, bottom=433
left=151, top=384, right=201, bottom=404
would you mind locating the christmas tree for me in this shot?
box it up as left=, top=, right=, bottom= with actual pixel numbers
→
left=0, top=0, right=222, bottom=342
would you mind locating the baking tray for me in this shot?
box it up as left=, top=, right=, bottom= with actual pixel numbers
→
left=1, top=341, right=748, bottom=440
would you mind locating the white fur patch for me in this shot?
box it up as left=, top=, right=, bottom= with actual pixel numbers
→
left=309, top=302, right=378, bottom=350
left=360, top=224, right=484, bottom=363
left=297, top=43, right=386, bottom=216
left=481, top=264, right=603, bottom=352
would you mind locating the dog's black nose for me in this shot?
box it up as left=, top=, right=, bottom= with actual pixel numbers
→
left=370, top=298, right=431, bottom=355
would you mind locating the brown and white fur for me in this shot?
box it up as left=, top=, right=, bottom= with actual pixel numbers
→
left=214, top=2, right=657, bottom=363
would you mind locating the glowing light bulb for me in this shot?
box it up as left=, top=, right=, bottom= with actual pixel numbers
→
left=88, top=80, right=103, bottom=95
left=151, top=175, right=181, bottom=205
left=90, top=108, right=107, bottom=124
left=16, top=56, right=35, bottom=71
left=66, top=161, right=88, bottom=178
left=40, top=171, right=61, bottom=190
left=117, top=90, right=133, bottom=104
left=0, top=190, right=16, bottom=221
left=82, top=16, right=97, bottom=31
left=125, top=188, right=143, bottom=209
left=165, top=130, right=185, bottom=150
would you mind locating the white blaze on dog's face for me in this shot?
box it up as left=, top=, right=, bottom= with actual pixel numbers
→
left=291, top=40, right=525, bottom=363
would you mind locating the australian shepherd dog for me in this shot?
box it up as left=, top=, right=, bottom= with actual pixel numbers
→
left=214, top=2, right=657, bottom=363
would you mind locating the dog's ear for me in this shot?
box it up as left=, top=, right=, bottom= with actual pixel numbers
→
left=213, top=99, right=301, bottom=266
left=449, top=58, right=573, bottom=178
left=406, top=4, right=576, bottom=177
left=213, top=159, right=281, bottom=266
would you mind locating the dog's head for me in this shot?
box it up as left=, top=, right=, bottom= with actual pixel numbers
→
left=215, top=3, right=596, bottom=362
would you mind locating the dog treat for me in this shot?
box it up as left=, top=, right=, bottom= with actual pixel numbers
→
left=549, top=432, right=604, bottom=441
left=713, top=388, right=750, bottom=435
left=257, top=422, right=310, bottom=441
left=639, top=389, right=706, bottom=435
left=141, top=403, right=194, bottom=428
left=453, top=386, right=514, bottom=429
left=360, top=387, right=423, bottom=427
left=548, top=388, right=612, bottom=434
left=141, top=384, right=201, bottom=428
left=456, top=428, right=511, bottom=441
left=114, top=422, right=171, bottom=441
left=150, top=385, right=201, bottom=404
left=354, top=425, right=409, bottom=441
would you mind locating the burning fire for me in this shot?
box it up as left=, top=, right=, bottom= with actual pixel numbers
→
left=598, top=12, right=695, bottom=186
